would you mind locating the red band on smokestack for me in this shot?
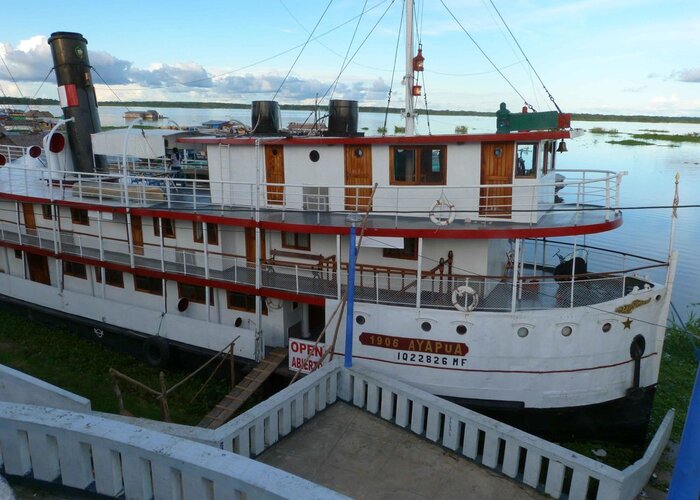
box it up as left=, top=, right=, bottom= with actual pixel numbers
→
left=58, top=84, right=79, bottom=107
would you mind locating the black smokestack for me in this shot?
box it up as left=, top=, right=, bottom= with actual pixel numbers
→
left=48, top=32, right=105, bottom=172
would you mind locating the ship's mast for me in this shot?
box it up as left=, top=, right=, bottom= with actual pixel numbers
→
left=404, top=0, right=415, bottom=136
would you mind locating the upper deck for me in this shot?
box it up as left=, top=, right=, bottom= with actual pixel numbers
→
left=0, top=141, right=621, bottom=239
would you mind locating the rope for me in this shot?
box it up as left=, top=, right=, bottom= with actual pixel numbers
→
left=22, top=68, right=55, bottom=113
left=272, top=0, right=334, bottom=101
left=421, top=70, right=431, bottom=134
left=0, top=52, right=25, bottom=100
left=91, top=66, right=132, bottom=113
left=330, top=0, right=369, bottom=101
left=383, top=0, right=405, bottom=136
left=439, top=0, right=535, bottom=111
left=487, top=0, right=562, bottom=113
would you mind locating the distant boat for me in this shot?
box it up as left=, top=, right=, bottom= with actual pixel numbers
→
left=124, top=109, right=163, bottom=121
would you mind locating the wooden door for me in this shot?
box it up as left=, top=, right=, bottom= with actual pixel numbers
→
left=344, top=145, right=372, bottom=211
left=131, top=215, right=144, bottom=255
left=22, top=203, right=37, bottom=236
left=265, top=145, right=285, bottom=205
left=245, top=227, right=266, bottom=265
left=479, top=142, right=514, bottom=217
left=26, top=252, right=50, bottom=285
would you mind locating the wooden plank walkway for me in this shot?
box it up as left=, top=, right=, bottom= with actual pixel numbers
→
left=198, top=348, right=288, bottom=429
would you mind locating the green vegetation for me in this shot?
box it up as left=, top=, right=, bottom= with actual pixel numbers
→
left=640, top=129, right=669, bottom=133
left=563, top=317, right=699, bottom=469
left=0, top=310, right=229, bottom=425
left=454, top=125, right=468, bottom=134
left=589, top=127, right=619, bottom=135
left=377, top=126, right=387, bottom=135
left=394, top=125, right=406, bottom=134
left=631, top=132, right=700, bottom=143
left=0, top=97, right=59, bottom=106
left=606, top=139, right=655, bottom=146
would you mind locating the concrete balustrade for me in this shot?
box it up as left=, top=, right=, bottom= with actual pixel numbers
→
left=0, top=402, right=345, bottom=499
left=0, top=360, right=672, bottom=499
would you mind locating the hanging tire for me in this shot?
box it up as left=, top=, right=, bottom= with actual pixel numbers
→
left=143, top=336, right=170, bottom=367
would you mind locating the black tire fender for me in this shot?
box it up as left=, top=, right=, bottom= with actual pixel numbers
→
left=143, top=336, right=170, bottom=367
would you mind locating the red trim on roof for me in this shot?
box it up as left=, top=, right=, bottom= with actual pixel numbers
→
left=178, top=129, right=572, bottom=147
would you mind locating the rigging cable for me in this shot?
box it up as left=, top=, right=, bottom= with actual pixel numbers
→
left=0, top=52, right=25, bottom=102
left=487, top=0, right=562, bottom=113
left=272, top=0, right=335, bottom=101
left=420, top=70, right=432, bottom=134
left=21, top=68, right=55, bottom=113
left=91, top=66, right=132, bottom=113
left=383, top=0, right=406, bottom=135
left=330, top=0, right=369, bottom=101
left=439, top=0, right=536, bottom=111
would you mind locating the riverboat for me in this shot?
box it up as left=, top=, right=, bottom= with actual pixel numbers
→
left=0, top=11, right=677, bottom=442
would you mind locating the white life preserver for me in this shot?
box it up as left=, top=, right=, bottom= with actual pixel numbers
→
left=452, top=285, right=478, bottom=312
left=266, top=296, right=283, bottom=310
left=429, top=198, right=456, bottom=226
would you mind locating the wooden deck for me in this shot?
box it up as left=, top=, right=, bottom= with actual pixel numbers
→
left=198, top=348, right=288, bottom=429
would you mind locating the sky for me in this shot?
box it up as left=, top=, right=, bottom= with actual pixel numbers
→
left=0, top=0, right=698, bottom=116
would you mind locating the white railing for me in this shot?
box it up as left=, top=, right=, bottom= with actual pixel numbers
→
left=0, top=158, right=621, bottom=222
left=126, top=361, right=671, bottom=500
left=0, top=361, right=672, bottom=500
left=0, top=401, right=345, bottom=499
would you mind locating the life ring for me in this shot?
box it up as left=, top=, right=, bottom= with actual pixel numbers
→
left=452, top=286, right=478, bottom=312
left=266, top=296, right=283, bottom=309
left=429, top=198, right=456, bottom=226
left=143, top=336, right=170, bottom=367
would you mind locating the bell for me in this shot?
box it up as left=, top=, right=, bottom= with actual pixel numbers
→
left=412, top=85, right=422, bottom=96
left=557, top=140, right=568, bottom=153
left=413, top=46, right=425, bottom=72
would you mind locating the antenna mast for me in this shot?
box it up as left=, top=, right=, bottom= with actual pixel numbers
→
left=403, top=0, right=415, bottom=135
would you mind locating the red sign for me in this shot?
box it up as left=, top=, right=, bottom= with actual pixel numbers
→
left=359, top=332, right=468, bottom=356
left=288, top=338, right=324, bottom=374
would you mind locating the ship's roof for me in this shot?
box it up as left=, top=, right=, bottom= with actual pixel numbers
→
left=177, top=129, right=573, bottom=147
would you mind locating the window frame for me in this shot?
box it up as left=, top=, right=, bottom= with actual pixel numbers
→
left=154, top=217, right=176, bottom=238
left=382, top=238, right=418, bottom=260
left=41, top=205, right=53, bottom=220
left=389, top=145, right=447, bottom=186
left=192, top=221, right=219, bottom=245
left=226, top=291, right=268, bottom=315
left=281, top=231, right=311, bottom=251
left=63, top=260, right=87, bottom=279
left=177, top=282, right=215, bottom=306
left=70, top=208, right=89, bottom=226
left=95, top=267, right=124, bottom=288
left=134, top=274, right=164, bottom=296
left=515, top=142, right=538, bottom=179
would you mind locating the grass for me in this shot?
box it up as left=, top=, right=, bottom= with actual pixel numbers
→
left=589, top=127, right=619, bottom=135
left=631, top=132, right=700, bottom=143
left=606, top=139, right=655, bottom=146
left=0, top=310, right=230, bottom=425
left=562, top=317, right=699, bottom=469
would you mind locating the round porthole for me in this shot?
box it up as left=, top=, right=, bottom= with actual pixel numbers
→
left=456, top=325, right=467, bottom=335
left=354, top=147, right=364, bottom=158
left=517, top=327, right=529, bottom=338
left=630, top=334, right=646, bottom=360
left=602, top=322, right=612, bottom=333
left=309, top=150, right=320, bottom=162
left=271, top=148, right=279, bottom=156
left=356, top=315, right=366, bottom=325
left=421, top=322, right=432, bottom=332
left=561, top=326, right=572, bottom=337
left=494, top=147, right=503, bottom=158
left=655, top=294, right=661, bottom=301
left=234, top=317, right=243, bottom=328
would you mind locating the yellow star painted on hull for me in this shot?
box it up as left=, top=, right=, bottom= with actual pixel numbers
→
left=622, top=318, right=633, bottom=330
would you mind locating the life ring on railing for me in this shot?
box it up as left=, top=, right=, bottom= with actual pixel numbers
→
left=452, top=286, right=478, bottom=312
left=143, top=336, right=170, bottom=367
left=266, top=296, right=283, bottom=310
left=429, top=197, right=456, bottom=226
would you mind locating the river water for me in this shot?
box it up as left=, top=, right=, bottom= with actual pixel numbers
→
left=28, top=105, right=700, bottom=320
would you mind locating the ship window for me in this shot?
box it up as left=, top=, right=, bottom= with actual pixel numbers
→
left=63, top=261, right=87, bottom=279
left=390, top=146, right=446, bottom=185
left=193, top=222, right=219, bottom=245
left=153, top=217, right=176, bottom=238
left=14, top=250, right=22, bottom=259
left=281, top=232, right=311, bottom=251
left=515, top=143, right=538, bottom=178
left=42, top=205, right=53, bottom=220
left=227, top=291, right=267, bottom=314
left=178, top=282, right=214, bottom=306
left=134, top=274, right=163, bottom=295
left=71, top=208, right=89, bottom=226
left=95, top=267, right=124, bottom=287
left=383, top=238, right=418, bottom=260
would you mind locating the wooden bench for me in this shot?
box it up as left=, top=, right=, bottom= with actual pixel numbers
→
left=266, top=249, right=335, bottom=279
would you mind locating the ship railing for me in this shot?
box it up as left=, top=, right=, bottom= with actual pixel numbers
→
left=0, top=163, right=620, bottom=223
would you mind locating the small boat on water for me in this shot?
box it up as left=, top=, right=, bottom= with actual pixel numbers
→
left=0, top=3, right=678, bottom=443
